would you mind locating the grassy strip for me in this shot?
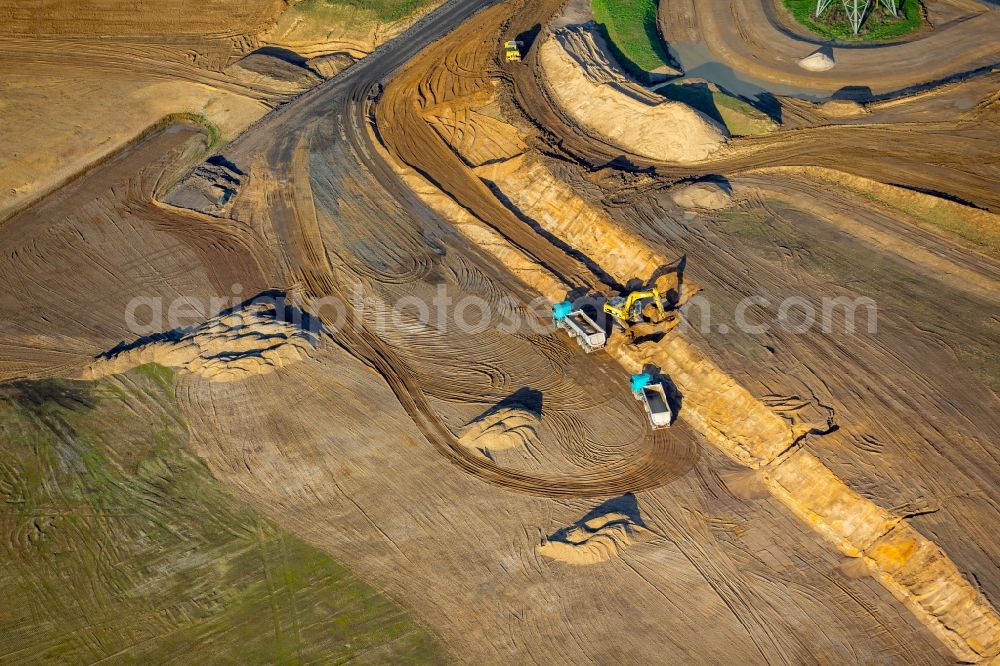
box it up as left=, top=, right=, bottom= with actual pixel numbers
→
left=782, top=0, right=926, bottom=41
left=840, top=180, right=1000, bottom=260
left=0, top=366, right=445, bottom=664
left=657, top=83, right=776, bottom=136
left=162, top=112, right=222, bottom=149
left=591, top=0, right=674, bottom=79
left=292, top=0, right=434, bottom=26
left=132, top=112, right=222, bottom=152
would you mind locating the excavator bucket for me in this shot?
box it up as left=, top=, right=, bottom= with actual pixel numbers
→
left=642, top=302, right=669, bottom=323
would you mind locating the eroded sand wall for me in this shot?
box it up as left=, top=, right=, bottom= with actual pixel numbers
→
left=537, top=26, right=727, bottom=164
left=476, top=155, right=664, bottom=284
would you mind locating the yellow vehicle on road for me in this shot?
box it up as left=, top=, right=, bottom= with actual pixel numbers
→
left=503, top=40, right=522, bottom=62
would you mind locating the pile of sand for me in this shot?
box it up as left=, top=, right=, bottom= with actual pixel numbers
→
left=538, top=25, right=728, bottom=163
left=164, top=156, right=245, bottom=217
left=670, top=181, right=734, bottom=210
left=538, top=509, right=653, bottom=565
left=819, top=99, right=870, bottom=117
left=224, top=52, right=323, bottom=94
left=459, top=405, right=539, bottom=453
left=799, top=50, right=835, bottom=72
left=307, top=53, right=356, bottom=79
left=82, top=300, right=318, bottom=382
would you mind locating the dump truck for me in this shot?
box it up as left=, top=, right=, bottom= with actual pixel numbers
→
left=503, top=40, right=522, bottom=62
left=630, top=372, right=672, bottom=429
left=553, top=300, right=606, bottom=352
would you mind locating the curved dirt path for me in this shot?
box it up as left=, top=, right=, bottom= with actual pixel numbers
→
left=268, top=128, right=699, bottom=499
left=659, top=0, right=1000, bottom=96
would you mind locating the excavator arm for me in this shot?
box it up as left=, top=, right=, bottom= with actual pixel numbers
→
left=603, top=289, right=665, bottom=324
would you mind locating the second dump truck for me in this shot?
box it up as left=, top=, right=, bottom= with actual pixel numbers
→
left=631, top=372, right=672, bottom=429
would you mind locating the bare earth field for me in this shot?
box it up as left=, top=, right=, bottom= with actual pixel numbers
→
left=1, top=0, right=999, bottom=662
left=0, top=0, right=441, bottom=221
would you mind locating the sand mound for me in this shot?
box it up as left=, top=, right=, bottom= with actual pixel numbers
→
left=539, top=25, right=728, bottom=163
left=459, top=404, right=540, bottom=452
left=82, top=300, right=318, bottom=382
left=820, top=99, right=870, bottom=117
left=225, top=52, right=323, bottom=93
left=307, top=53, right=356, bottom=79
left=670, top=181, right=733, bottom=210
left=164, top=156, right=245, bottom=217
left=538, top=497, right=653, bottom=565
left=799, top=50, right=835, bottom=72
left=539, top=508, right=653, bottom=565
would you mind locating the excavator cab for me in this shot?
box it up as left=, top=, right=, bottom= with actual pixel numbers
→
left=503, top=40, right=522, bottom=62
left=603, top=289, right=666, bottom=329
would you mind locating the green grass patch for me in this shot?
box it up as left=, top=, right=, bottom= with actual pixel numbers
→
left=292, top=0, right=433, bottom=25
left=591, top=0, right=675, bottom=79
left=0, top=368, right=445, bottom=664
left=159, top=112, right=222, bottom=150
left=782, top=0, right=926, bottom=41
left=657, top=83, right=776, bottom=136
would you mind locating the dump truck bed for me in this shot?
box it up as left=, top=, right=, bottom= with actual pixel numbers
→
left=568, top=312, right=601, bottom=336
left=556, top=308, right=606, bottom=352
left=641, top=383, right=672, bottom=428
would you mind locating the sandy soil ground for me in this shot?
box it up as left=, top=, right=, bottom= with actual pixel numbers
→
left=0, top=0, right=442, bottom=221
left=2, top=0, right=999, bottom=662
left=7, top=73, right=948, bottom=664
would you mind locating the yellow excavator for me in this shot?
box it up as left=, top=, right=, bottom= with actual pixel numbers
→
left=503, top=40, right=522, bottom=62
left=603, top=288, right=671, bottom=337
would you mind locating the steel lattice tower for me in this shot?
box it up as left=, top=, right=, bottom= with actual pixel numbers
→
left=815, top=0, right=899, bottom=35
left=843, top=0, right=870, bottom=34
